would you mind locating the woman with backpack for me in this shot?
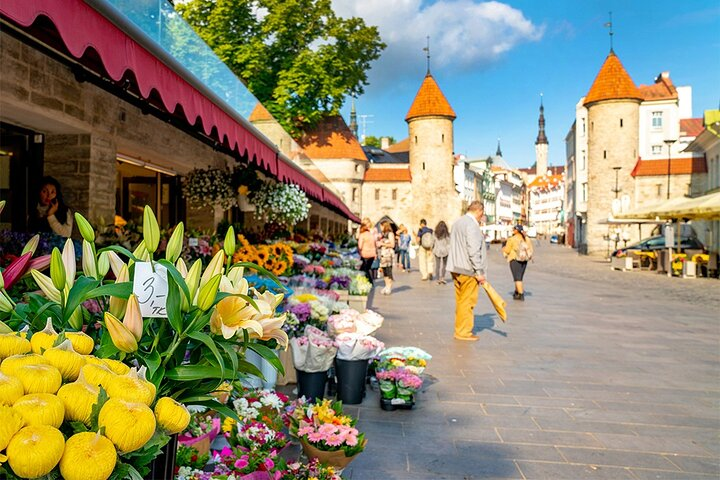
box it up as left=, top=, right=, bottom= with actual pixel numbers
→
left=502, top=224, right=534, bottom=301
left=432, top=220, right=450, bottom=284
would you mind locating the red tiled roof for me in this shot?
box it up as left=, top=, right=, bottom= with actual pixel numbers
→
left=519, top=165, right=565, bottom=176
left=385, top=137, right=410, bottom=153
left=631, top=157, right=707, bottom=177
left=638, top=73, right=677, bottom=101
left=363, top=168, right=411, bottom=182
left=248, top=102, right=274, bottom=122
left=528, top=174, right=563, bottom=189
left=584, top=52, right=643, bottom=106
left=298, top=116, right=367, bottom=161
left=680, top=118, right=704, bottom=137
left=405, top=74, right=456, bottom=121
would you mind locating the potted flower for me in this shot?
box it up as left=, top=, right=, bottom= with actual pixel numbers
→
left=376, top=368, right=423, bottom=410
left=178, top=413, right=222, bottom=456
left=348, top=274, right=371, bottom=312
left=280, top=458, right=343, bottom=480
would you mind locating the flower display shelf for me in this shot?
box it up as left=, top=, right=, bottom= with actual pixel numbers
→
left=331, top=289, right=350, bottom=302
left=348, top=294, right=368, bottom=312
left=380, top=395, right=415, bottom=411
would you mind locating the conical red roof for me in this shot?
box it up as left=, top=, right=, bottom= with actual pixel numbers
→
left=583, top=52, right=643, bottom=106
left=405, top=74, right=456, bottom=121
left=248, top=102, right=274, bottom=122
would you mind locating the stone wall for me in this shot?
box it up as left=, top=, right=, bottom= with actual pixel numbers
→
left=361, top=182, right=413, bottom=228
left=585, top=100, right=640, bottom=255
left=408, top=116, right=462, bottom=228
left=308, top=158, right=366, bottom=215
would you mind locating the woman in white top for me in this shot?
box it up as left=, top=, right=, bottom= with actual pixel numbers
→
left=28, top=176, right=73, bottom=237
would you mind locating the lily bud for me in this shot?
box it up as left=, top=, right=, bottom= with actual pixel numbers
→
left=65, top=331, right=95, bottom=355
left=43, top=339, right=87, bottom=381
left=30, top=318, right=59, bottom=354
left=21, top=234, right=40, bottom=256
left=227, top=266, right=245, bottom=286
left=0, top=353, right=49, bottom=377
left=197, top=274, right=221, bottom=312
left=6, top=425, right=65, bottom=479
left=0, top=372, right=24, bottom=406
left=105, top=367, right=155, bottom=406
left=62, top=238, right=77, bottom=287
left=186, top=259, right=203, bottom=304
left=103, top=312, right=138, bottom=354
left=13, top=392, right=65, bottom=427
left=68, top=307, right=83, bottom=331
left=0, top=271, right=3, bottom=289
left=0, top=405, right=24, bottom=450
left=16, top=363, right=62, bottom=394
left=97, top=251, right=110, bottom=278
left=57, top=372, right=99, bottom=425
left=200, top=251, right=225, bottom=290
left=0, top=200, right=4, bottom=214
left=50, top=247, right=66, bottom=291
left=99, top=398, right=156, bottom=453
left=0, top=291, right=13, bottom=313
left=81, top=362, right=116, bottom=390
left=175, top=257, right=188, bottom=278
left=74, top=212, right=95, bottom=243
left=165, top=222, right=184, bottom=263
left=132, top=241, right=150, bottom=263
left=82, top=240, right=97, bottom=279
left=143, top=206, right=160, bottom=254
left=109, top=265, right=129, bottom=319
left=123, top=294, right=143, bottom=341
left=60, top=432, right=117, bottom=480
left=0, top=333, right=31, bottom=360
left=154, top=397, right=190, bottom=434
left=223, top=226, right=236, bottom=257
left=106, top=251, right=126, bottom=278
left=30, top=270, right=62, bottom=303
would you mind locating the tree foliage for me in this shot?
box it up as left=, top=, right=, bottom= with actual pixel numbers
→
left=177, top=0, right=385, bottom=136
left=363, top=135, right=396, bottom=148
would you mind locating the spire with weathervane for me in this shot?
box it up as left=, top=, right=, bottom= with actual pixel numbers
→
left=496, top=138, right=503, bottom=157
left=534, top=94, right=548, bottom=176
left=349, top=97, right=358, bottom=140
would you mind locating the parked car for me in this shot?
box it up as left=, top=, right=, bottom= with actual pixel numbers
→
left=611, top=235, right=705, bottom=257
left=550, top=235, right=559, bottom=244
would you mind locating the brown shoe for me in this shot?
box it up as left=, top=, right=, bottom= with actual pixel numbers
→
left=454, top=334, right=479, bottom=341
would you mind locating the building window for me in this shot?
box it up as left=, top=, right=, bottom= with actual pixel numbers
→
left=581, top=118, right=586, bottom=136
left=414, top=136, right=418, bottom=144
left=422, top=162, right=425, bottom=171
left=580, top=150, right=586, bottom=171
left=652, top=145, right=662, bottom=155
left=374, top=189, right=380, bottom=201
left=581, top=183, right=587, bottom=202
left=652, top=111, right=663, bottom=128
left=441, top=134, right=445, bottom=143
left=620, top=118, right=623, bottom=127
left=656, top=184, right=662, bottom=197
left=603, top=150, right=607, bottom=159
left=392, top=189, right=397, bottom=200
left=355, top=164, right=361, bottom=173
left=352, top=188, right=357, bottom=202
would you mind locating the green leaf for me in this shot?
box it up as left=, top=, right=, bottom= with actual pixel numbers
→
left=52, top=332, right=67, bottom=347
left=180, top=399, right=239, bottom=422
left=232, top=262, right=285, bottom=289
left=96, top=245, right=139, bottom=263
left=63, top=276, right=100, bottom=323
left=108, top=463, right=131, bottom=480
left=187, top=331, right=226, bottom=380
left=139, top=349, right=162, bottom=379
left=157, top=259, right=191, bottom=304
left=165, top=273, right=183, bottom=333
left=165, top=364, right=225, bottom=381
left=248, top=343, right=284, bottom=376
left=69, top=421, right=90, bottom=434
left=218, top=341, right=238, bottom=378
left=89, top=386, right=109, bottom=431
left=86, top=281, right=133, bottom=300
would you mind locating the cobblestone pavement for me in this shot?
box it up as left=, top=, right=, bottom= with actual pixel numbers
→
left=341, top=242, right=720, bottom=480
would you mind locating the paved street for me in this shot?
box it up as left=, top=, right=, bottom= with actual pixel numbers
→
left=342, top=242, right=720, bottom=479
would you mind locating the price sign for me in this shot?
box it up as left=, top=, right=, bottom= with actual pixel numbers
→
left=133, top=262, right=168, bottom=318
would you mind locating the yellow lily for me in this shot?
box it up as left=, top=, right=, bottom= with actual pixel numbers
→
left=81, top=240, right=96, bottom=280
left=21, top=234, right=40, bottom=256
left=175, top=258, right=188, bottom=278
left=143, top=206, right=160, bottom=255
left=108, top=266, right=129, bottom=319
left=123, top=295, right=143, bottom=341
left=165, top=222, right=184, bottom=263
left=30, top=271, right=61, bottom=304
left=199, top=251, right=225, bottom=291
left=249, top=313, right=289, bottom=350
left=106, top=251, right=126, bottom=279
left=209, top=275, right=263, bottom=340
left=103, top=312, right=138, bottom=354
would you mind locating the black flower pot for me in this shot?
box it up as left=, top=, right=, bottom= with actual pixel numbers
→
left=296, top=369, right=328, bottom=402
left=335, top=358, right=369, bottom=405
left=147, top=433, right=178, bottom=480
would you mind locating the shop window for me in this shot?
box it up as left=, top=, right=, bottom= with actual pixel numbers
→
left=116, top=155, right=181, bottom=227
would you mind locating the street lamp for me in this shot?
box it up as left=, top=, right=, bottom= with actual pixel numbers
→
left=664, top=139, right=677, bottom=200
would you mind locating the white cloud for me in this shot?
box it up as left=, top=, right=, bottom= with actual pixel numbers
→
left=332, top=0, right=544, bottom=84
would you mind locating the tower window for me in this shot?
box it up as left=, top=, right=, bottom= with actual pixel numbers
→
left=656, top=184, right=662, bottom=197
left=352, top=188, right=357, bottom=202
left=414, top=136, right=418, bottom=144
left=374, top=189, right=380, bottom=201
left=355, top=164, right=361, bottom=173
left=392, top=189, right=397, bottom=200
left=591, top=122, right=594, bottom=131
left=441, top=134, right=445, bottom=143
left=603, top=150, right=607, bottom=159
left=422, top=162, right=425, bottom=171
left=620, top=119, right=623, bottom=127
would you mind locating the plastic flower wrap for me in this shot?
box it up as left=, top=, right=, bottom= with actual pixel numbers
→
left=326, top=310, right=359, bottom=337
left=376, top=368, right=423, bottom=402
left=290, top=326, right=337, bottom=373
left=334, top=333, right=384, bottom=361
left=349, top=274, right=371, bottom=296
left=356, top=310, right=384, bottom=336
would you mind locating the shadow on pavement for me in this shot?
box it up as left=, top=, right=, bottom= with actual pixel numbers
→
left=474, top=313, right=507, bottom=337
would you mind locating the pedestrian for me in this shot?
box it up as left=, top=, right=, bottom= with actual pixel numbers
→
left=357, top=217, right=377, bottom=284
left=397, top=225, right=411, bottom=272
left=28, top=176, right=73, bottom=237
left=432, top=220, right=450, bottom=284
left=502, top=224, right=533, bottom=301
left=379, top=221, right=395, bottom=295
left=447, top=201, right=487, bottom=341
left=416, top=219, right=435, bottom=280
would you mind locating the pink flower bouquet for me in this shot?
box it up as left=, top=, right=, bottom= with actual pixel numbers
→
left=334, top=333, right=385, bottom=361
left=290, top=326, right=338, bottom=372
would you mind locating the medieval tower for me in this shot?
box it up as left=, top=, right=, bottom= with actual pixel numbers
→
left=584, top=51, right=642, bottom=255
left=406, top=73, right=461, bottom=227
left=535, top=95, right=549, bottom=176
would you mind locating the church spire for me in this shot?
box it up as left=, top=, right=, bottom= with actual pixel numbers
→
left=496, top=138, right=502, bottom=157
left=349, top=97, right=358, bottom=139
left=535, top=94, right=548, bottom=145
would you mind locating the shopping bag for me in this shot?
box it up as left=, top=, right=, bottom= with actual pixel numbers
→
left=408, top=245, right=418, bottom=260
left=482, top=281, right=507, bottom=322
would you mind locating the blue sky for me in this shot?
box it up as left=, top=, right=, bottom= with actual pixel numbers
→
left=336, top=0, right=720, bottom=169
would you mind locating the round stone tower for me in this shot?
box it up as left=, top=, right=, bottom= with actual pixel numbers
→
left=583, top=51, right=643, bottom=255
left=406, top=73, right=461, bottom=227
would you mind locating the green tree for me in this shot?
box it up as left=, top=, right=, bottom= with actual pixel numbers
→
left=363, top=135, right=396, bottom=148
left=177, top=0, right=385, bottom=135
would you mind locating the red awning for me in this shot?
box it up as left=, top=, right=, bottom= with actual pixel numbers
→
left=0, top=0, right=359, bottom=223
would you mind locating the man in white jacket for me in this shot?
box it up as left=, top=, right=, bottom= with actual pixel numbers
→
left=447, top=201, right=487, bottom=341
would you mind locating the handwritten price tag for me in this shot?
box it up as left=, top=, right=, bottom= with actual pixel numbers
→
left=133, top=262, right=168, bottom=318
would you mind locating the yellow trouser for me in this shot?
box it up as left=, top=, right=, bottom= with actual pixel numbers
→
left=418, top=247, right=435, bottom=279
left=452, top=273, right=478, bottom=337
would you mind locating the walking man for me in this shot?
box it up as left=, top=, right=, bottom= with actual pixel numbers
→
left=416, top=219, right=435, bottom=280
left=447, top=201, right=487, bottom=341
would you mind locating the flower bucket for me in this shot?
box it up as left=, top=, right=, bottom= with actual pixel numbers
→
left=300, top=438, right=366, bottom=472
left=147, top=433, right=178, bottom=480
left=296, top=369, right=328, bottom=402
left=334, top=358, right=368, bottom=405
left=178, top=423, right=220, bottom=456
left=348, top=294, right=367, bottom=312
left=238, top=471, right=272, bottom=480
left=331, top=290, right=350, bottom=302
left=244, top=349, right=279, bottom=390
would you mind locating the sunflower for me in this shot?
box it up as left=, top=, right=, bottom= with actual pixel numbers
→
left=274, top=260, right=288, bottom=275
left=273, top=245, right=284, bottom=256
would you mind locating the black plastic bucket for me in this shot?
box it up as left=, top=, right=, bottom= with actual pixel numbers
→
left=296, top=369, right=328, bottom=402
left=335, top=359, right=369, bottom=405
